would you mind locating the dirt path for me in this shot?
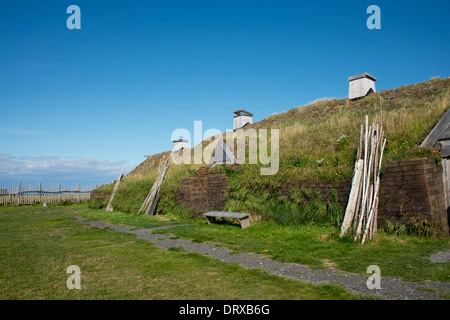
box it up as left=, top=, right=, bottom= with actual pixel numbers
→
left=74, top=216, right=450, bottom=300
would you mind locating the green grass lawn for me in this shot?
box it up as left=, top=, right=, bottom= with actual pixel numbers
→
left=0, top=205, right=371, bottom=300
left=73, top=205, right=450, bottom=283
left=154, top=221, right=450, bottom=283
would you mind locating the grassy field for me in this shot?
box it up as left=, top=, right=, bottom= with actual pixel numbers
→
left=0, top=205, right=373, bottom=300
left=75, top=205, right=449, bottom=284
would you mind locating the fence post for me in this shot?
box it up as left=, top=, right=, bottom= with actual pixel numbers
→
left=38, top=182, right=42, bottom=204
left=77, top=183, right=80, bottom=203
left=58, top=184, right=61, bottom=204
left=17, top=181, right=21, bottom=205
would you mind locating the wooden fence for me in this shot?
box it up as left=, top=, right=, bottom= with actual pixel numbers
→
left=0, top=182, right=97, bottom=206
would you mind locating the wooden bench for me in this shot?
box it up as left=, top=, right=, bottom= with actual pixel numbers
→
left=203, top=211, right=251, bottom=229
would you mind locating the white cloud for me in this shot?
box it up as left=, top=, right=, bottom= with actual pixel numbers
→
left=0, top=154, right=131, bottom=187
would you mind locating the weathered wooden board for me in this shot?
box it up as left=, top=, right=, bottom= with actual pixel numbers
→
left=106, top=170, right=123, bottom=212
left=147, top=191, right=161, bottom=216
left=420, top=108, right=450, bottom=148
left=340, top=159, right=364, bottom=237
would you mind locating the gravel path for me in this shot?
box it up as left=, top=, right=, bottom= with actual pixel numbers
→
left=74, top=216, right=450, bottom=300
left=428, top=250, right=450, bottom=263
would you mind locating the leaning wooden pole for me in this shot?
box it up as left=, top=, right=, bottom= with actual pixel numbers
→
left=355, top=119, right=372, bottom=240
left=362, top=137, right=386, bottom=244
left=139, top=152, right=172, bottom=215
left=340, top=159, right=364, bottom=237
left=340, top=123, right=365, bottom=237
left=138, top=158, right=165, bottom=213
left=105, top=170, right=123, bottom=212
left=340, top=96, right=385, bottom=243
left=145, top=154, right=172, bottom=215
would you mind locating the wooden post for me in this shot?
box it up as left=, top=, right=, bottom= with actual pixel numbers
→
left=139, top=160, right=165, bottom=214
left=143, top=153, right=172, bottom=215
left=362, top=178, right=380, bottom=244
left=147, top=191, right=161, bottom=216
left=442, top=158, right=450, bottom=212
left=77, top=184, right=80, bottom=203
left=340, top=159, right=364, bottom=237
left=106, top=170, right=123, bottom=212
left=357, top=124, right=363, bottom=160
left=370, top=136, right=384, bottom=238
left=17, top=181, right=21, bottom=205
left=355, top=121, right=371, bottom=240
left=58, top=184, right=61, bottom=203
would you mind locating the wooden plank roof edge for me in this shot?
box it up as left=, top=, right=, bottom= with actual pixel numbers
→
left=419, top=108, right=450, bottom=148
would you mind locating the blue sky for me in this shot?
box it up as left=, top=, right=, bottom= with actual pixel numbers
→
left=0, top=0, right=449, bottom=187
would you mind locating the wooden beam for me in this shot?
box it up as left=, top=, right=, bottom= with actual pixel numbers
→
left=146, top=191, right=161, bottom=216
left=442, top=158, right=450, bottom=211
left=340, top=159, right=364, bottom=237
left=105, top=170, right=123, bottom=212
left=420, top=108, right=450, bottom=148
